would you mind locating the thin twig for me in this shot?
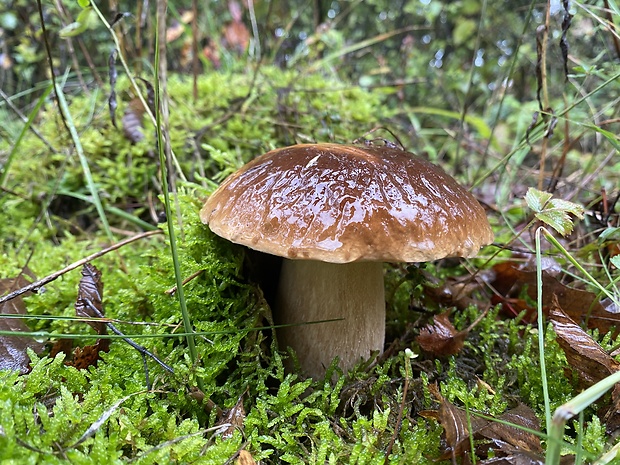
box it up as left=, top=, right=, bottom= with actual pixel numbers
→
left=165, top=269, right=205, bottom=295
left=604, top=0, right=620, bottom=60
left=0, top=229, right=163, bottom=305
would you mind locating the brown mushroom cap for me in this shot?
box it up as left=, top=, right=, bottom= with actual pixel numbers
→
left=200, top=143, right=493, bottom=262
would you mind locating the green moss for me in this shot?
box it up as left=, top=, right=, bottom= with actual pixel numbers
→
left=3, top=63, right=616, bottom=462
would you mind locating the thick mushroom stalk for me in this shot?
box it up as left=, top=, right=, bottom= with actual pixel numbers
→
left=276, top=260, right=384, bottom=378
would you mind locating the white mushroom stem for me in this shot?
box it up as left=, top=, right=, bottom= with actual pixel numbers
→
left=275, top=259, right=385, bottom=378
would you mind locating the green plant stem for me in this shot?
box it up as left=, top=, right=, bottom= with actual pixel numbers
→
left=542, top=228, right=619, bottom=306
left=535, top=227, right=552, bottom=433
left=545, top=370, right=620, bottom=465
left=152, top=0, right=203, bottom=391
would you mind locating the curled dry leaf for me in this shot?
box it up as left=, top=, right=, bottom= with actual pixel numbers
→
left=216, top=394, right=246, bottom=439
left=548, top=295, right=620, bottom=436
left=422, top=384, right=546, bottom=464
left=71, top=263, right=110, bottom=368
left=548, top=295, right=620, bottom=387
left=122, top=98, right=146, bottom=143
left=417, top=312, right=467, bottom=356
left=75, top=263, right=105, bottom=335
left=0, top=275, right=45, bottom=374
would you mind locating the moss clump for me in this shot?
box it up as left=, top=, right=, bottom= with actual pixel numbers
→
left=1, top=66, right=390, bottom=240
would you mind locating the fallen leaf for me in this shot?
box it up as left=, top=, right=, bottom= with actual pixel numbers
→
left=548, top=295, right=620, bottom=439
left=491, top=262, right=618, bottom=335
left=75, top=263, right=105, bottom=335
left=548, top=295, right=620, bottom=386
left=423, top=384, right=547, bottom=464
left=166, top=10, right=193, bottom=43
left=70, top=264, right=109, bottom=369
left=122, top=98, right=146, bottom=143
left=216, top=394, right=246, bottom=439
left=417, top=312, right=467, bottom=356
left=235, top=450, right=256, bottom=465
left=68, top=339, right=110, bottom=370
left=222, top=0, right=249, bottom=53
left=0, top=275, right=45, bottom=373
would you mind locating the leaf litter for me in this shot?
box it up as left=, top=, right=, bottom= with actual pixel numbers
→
left=0, top=273, right=45, bottom=373
left=421, top=384, right=555, bottom=464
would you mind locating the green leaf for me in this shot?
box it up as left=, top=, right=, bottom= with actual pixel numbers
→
left=525, top=187, right=584, bottom=236
left=59, top=7, right=95, bottom=38
left=453, top=19, right=477, bottom=46
left=599, top=227, right=620, bottom=242
left=525, top=188, right=553, bottom=213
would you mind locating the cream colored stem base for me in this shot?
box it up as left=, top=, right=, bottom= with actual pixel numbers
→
left=275, top=259, right=385, bottom=379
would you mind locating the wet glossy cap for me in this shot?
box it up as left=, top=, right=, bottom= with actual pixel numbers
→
left=200, top=143, right=493, bottom=263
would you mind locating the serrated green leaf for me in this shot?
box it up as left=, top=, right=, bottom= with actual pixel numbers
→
left=534, top=210, right=574, bottom=236
left=526, top=188, right=585, bottom=236
left=525, top=187, right=553, bottom=213
left=548, top=198, right=585, bottom=219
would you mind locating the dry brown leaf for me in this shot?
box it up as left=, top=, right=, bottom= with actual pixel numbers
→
left=424, top=384, right=546, bottom=464
left=75, top=263, right=105, bottom=335
left=122, top=98, right=146, bottom=143
left=548, top=295, right=620, bottom=386
left=491, top=262, right=618, bottom=335
left=68, top=339, right=110, bottom=370
left=417, top=312, right=467, bottom=356
left=235, top=450, right=256, bottom=465
left=217, top=394, right=246, bottom=439
left=223, top=22, right=250, bottom=53
left=0, top=275, right=45, bottom=373
left=70, top=264, right=110, bottom=369
left=222, top=0, right=249, bottom=53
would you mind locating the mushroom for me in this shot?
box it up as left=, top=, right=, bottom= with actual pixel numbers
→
left=200, top=143, right=493, bottom=378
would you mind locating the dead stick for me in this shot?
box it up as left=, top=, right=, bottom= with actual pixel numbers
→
left=0, top=229, right=163, bottom=305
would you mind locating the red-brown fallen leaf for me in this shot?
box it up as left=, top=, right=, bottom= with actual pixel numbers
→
left=75, top=263, right=105, bottom=335
left=217, top=394, right=246, bottom=439
left=67, top=339, right=110, bottom=370
left=202, top=39, right=221, bottom=69
left=491, top=262, right=619, bottom=335
left=548, top=295, right=620, bottom=437
left=422, top=384, right=548, bottom=464
left=548, top=295, right=620, bottom=387
left=0, top=275, right=45, bottom=374
left=417, top=312, right=468, bottom=356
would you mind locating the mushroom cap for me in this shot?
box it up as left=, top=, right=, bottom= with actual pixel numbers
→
left=200, top=143, right=493, bottom=263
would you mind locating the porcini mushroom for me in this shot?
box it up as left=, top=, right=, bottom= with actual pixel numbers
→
left=200, top=143, right=493, bottom=378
